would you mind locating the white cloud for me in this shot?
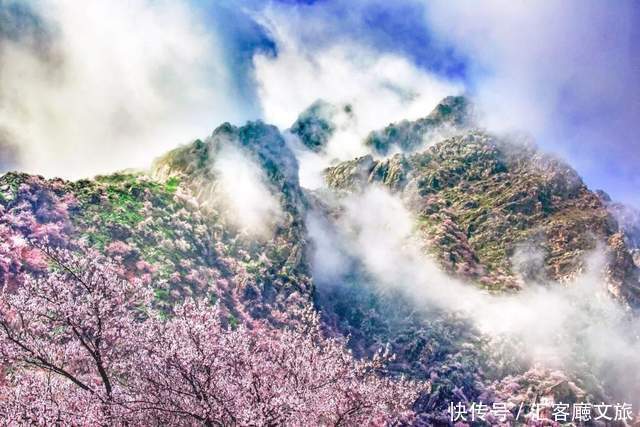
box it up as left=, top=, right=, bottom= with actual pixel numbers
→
left=254, top=41, right=460, bottom=134
left=426, top=1, right=636, bottom=129
left=252, top=6, right=462, bottom=167
left=0, top=0, right=246, bottom=179
left=212, top=143, right=283, bottom=238
left=306, top=209, right=350, bottom=284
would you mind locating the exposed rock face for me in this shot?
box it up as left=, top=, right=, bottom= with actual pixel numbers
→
left=605, top=198, right=640, bottom=250
left=153, top=121, right=302, bottom=208
left=323, top=154, right=376, bottom=191
left=289, top=100, right=341, bottom=152
left=364, top=95, right=472, bottom=155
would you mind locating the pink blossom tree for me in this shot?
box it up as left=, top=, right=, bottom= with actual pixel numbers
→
left=131, top=302, right=418, bottom=426
left=0, top=245, right=151, bottom=424
left=0, top=207, right=49, bottom=287
left=0, top=244, right=421, bottom=425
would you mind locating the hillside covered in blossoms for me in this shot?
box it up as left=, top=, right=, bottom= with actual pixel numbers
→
left=1, top=95, right=639, bottom=425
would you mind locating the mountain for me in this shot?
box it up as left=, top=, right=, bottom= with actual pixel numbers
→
left=364, top=95, right=472, bottom=155
left=290, top=100, right=349, bottom=152
left=1, top=96, right=639, bottom=423
left=325, top=131, right=639, bottom=301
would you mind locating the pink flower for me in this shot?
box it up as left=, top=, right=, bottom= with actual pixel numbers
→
left=105, top=240, right=132, bottom=256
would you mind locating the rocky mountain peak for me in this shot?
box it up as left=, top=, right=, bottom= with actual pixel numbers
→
left=289, top=99, right=351, bottom=152
left=364, top=95, right=474, bottom=155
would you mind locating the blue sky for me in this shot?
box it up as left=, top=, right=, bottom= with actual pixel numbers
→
left=0, top=0, right=638, bottom=206
left=196, top=0, right=470, bottom=103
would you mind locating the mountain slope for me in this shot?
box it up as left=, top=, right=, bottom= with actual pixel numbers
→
left=1, top=96, right=639, bottom=422
left=325, top=130, right=640, bottom=304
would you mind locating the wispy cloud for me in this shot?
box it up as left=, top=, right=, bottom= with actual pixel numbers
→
left=0, top=0, right=246, bottom=178
left=251, top=4, right=461, bottom=187
left=212, top=142, right=284, bottom=238
left=252, top=3, right=461, bottom=132
left=1, top=0, right=637, bottom=207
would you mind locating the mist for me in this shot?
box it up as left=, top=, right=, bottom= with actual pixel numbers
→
left=307, top=185, right=640, bottom=405
left=2, top=0, right=636, bottom=210
left=212, top=142, right=284, bottom=239
left=0, top=0, right=637, bottom=418
left=0, top=0, right=246, bottom=179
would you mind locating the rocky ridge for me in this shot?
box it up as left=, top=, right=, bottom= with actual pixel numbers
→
left=325, top=131, right=640, bottom=303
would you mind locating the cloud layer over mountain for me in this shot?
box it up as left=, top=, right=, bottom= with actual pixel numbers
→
left=0, top=0, right=638, bottom=207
